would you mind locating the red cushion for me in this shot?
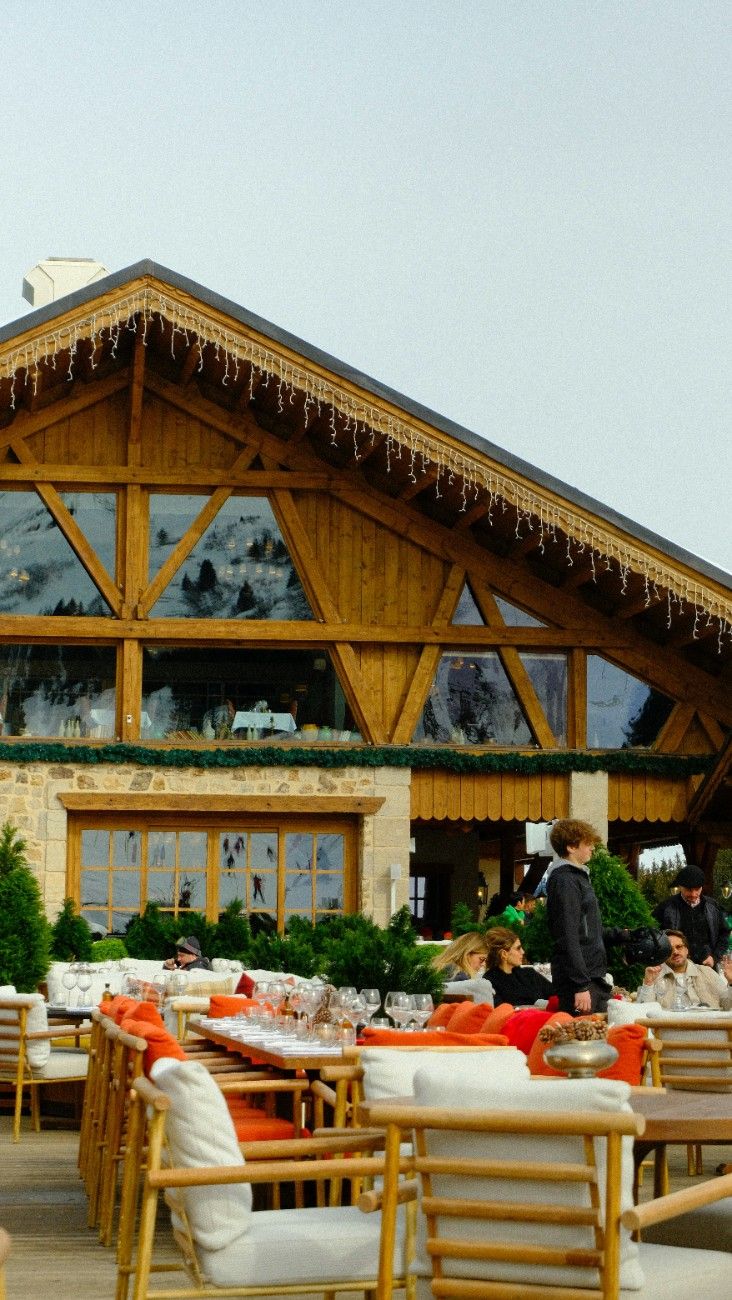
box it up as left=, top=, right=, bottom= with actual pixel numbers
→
left=448, top=1002, right=494, bottom=1035
left=235, top=973, right=255, bottom=997
left=481, top=1003, right=517, bottom=1036
left=428, top=1002, right=461, bottom=1028
left=208, top=995, right=258, bottom=1019
left=501, top=1008, right=554, bottom=1055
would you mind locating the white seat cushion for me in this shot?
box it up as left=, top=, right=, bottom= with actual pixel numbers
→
left=608, top=1000, right=664, bottom=1025
left=198, top=1203, right=406, bottom=1289
left=361, top=1045, right=528, bottom=1102
left=0, top=992, right=51, bottom=1069
left=632, top=1241, right=732, bottom=1292
left=33, top=1048, right=88, bottom=1080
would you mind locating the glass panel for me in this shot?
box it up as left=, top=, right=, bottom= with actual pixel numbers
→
left=59, top=492, right=116, bottom=581
left=220, top=832, right=248, bottom=872
left=414, top=652, right=532, bottom=745
left=494, top=596, right=545, bottom=627
left=519, top=653, right=568, bottom=745
left=149, top=831, right=175, bottom=868
left=0, top=643, right=116, bottom=738
left=82, top=908, right=108, bottom=931
left=451, top=583, right=484, bottom=625
left=316, top=876, right=343, bottom=909
left=251, top=832, right=277, bottom=870
left=176, top=873, right=205, bottom=910
left=284, top=872, right=313, bottom=909
left=150, top=496, right=313, bottom=620
left=112, top=873, right=140, bottom=908
left=81, top=828, right=109, bottom=867
left=249, top=871, right=275, bottom=908
left=587, top=655, right=674, bottom=748
left=113, top=831, right=141, bottom=867
left=219, top=874, right=246, bottom=907
left=286, top=832, right=315, bottom=874
left=316, top=834, right=344, bottom=871
left=148, top=494, right=209, bottom=582
left=148, top=871, right=175, bottom=906
left=142, top=646, right=357, bottom=741
left=80, top=870, right=108, bottom=906
left=112, top=910, right=135, bottom=934
left=0, top=490, right=112, bottom=615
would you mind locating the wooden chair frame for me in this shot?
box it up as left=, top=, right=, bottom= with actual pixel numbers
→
left=119, top=1075, right=415, bottom=1300
left=639, top=1014, right=732, bottom=1179
left=0, top=996, right=88, bottom=1142
left=0, top=1226, right=9, bottom=1300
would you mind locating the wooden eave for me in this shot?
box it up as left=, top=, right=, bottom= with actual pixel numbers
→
left=0, top=263, right=730, bottom=704
left=687, top=732, right=732, bottom=825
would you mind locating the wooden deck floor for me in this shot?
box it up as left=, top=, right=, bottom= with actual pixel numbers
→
left=1, top=1118, right=730, bottom=1299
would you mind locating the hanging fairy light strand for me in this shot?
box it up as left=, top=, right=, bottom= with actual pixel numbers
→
left=1, top=284, right=730, bottom=645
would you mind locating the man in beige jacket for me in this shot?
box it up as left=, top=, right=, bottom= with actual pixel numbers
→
left=636, top=929, right=732, bottom=1009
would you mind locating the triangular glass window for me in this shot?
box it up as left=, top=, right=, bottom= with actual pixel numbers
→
left=519, top=652, right=568, bottom=746
left=587, top=655, right=674, bottom=749
left=494, top=596, right=546, bottom=627
left=413, top=651, right=532, bottom=746
left=150, top=496, right=313, bottom=620
left=0, top=490, right=112, bottom=616
left=451, top=582, right=485, bottom=625
left=59, top=491, right=116, bottom=583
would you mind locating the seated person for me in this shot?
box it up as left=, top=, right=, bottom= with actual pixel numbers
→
left=483, top=927, right=555, bottom=1005
left=163, top=935, right=212, bottom=972
left=431, top=932, right=488, bottom=982
left=636, top=929, right=732, bottom=1009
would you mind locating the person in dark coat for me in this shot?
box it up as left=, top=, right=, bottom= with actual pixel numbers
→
left=546, top=819, right=628, bottom=1015
left=163, top=935, right=212, bottom=971
left=483, top=927, right=555, bottom=1005
left=653, top=865, right=728, bottom=966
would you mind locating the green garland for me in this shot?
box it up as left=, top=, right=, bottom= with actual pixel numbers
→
left=0, top=740, right=714, bottom=777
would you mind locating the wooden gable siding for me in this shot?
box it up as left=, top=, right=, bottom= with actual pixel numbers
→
left=410, top=769, right=569, bottom=822
left=607, top=773, right=697, bottom=822
left=141, top=395, right=233, bottom=469
left=26, top=390, right=130, bottom=466
left=290, top=490, right=449, bottom=626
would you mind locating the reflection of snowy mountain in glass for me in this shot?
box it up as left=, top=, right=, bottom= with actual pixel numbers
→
left=414, top=652, right=532, bottom=745
left=0, top=491, right=113, bottom=616
left=149, top=495, right=312, bottom=620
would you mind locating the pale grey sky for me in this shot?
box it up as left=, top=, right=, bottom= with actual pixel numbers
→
left=1, top=2, right=729, bottom=571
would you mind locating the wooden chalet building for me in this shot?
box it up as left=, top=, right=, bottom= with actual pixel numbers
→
left=0, top=260, right=729, bottom=937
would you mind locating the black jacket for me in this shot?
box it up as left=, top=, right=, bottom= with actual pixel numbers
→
left=485, top=965, right=554, bottom=1006
left=653, top=894, right=727, bottom=965
left=546, top=862, right=619, bottom=994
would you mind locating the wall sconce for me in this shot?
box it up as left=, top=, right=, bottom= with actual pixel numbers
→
left=722, top=881, right=732, bottom=900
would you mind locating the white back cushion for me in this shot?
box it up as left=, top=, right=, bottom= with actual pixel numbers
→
left=607, top=999, right=663, bottom=1025
left=412, top=1066, right=642, bottom=1291
left=0, top=992, right=51, bottom=1069
left=149, top=1058, right=251, bottom=1254
left=443, top=977, right=495, bottom=1003
left=361, top=1045, right=528, bottom=1102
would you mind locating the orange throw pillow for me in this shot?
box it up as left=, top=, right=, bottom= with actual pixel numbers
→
left=107, top=995, right=140, bottom=1024
left=448, top=1002, right=495, bottom=1035
left=526, top=1012, right=576, bottom=1075
left=428, top=1002, right=461, bottom=1029
left=120, top=1015, right=187, bottom=1074
left=602, top=1024, right=647, bottom=1085
left=481, top=1003, right=517, bottom=1036
left=208, top=995, right=258, bottom=1019
left=360, top=1028, right=509, bottom=1048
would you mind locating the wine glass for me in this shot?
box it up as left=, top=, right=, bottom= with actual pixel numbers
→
left=267, top=980, right=287, bottom=1016
left=384, top=990, right=409, bottom=1028
left=410, top=993, right=434, bottom=1031
left=76, top=964, right=93, bottom=1009
left=61, top=967, right=77, bottom=1009
left=348, top=993, right=368, bottom=1029
left=360, top=988, right=381, bottom=1024
left=252, top=981, right=272, bottom=1025
left=167, top=969, right=189, bottom=998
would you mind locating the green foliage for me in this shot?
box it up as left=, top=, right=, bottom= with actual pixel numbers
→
left=450, top=901, right=476, bottom=937
left=319, top=907, right=444, bottom=1004
left=591, top=847, right=655, bottom=990
left=248, top=927, right=320, bottom=978
left=50, top=898, right=93, bottom=962
left=713, top=848, right=732, bottom=909
left=637, top=854, right=684, bottom=909
left=90, top=937, right=128, bottom=962
left=0, top=822, right=51, bottom=991
left=209, top=901, right=253, bottom=960
left=124, top=903, right=178, bottom=958
left=519, top=901, right=553, bottom=963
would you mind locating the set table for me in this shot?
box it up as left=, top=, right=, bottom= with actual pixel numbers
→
left=189, top=1016, right=347, bottom=1075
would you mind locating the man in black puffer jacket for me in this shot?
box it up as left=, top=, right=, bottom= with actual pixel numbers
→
left=546, top=819, right=628, bottom=1015
left=654, top=864, right=728, bottom=967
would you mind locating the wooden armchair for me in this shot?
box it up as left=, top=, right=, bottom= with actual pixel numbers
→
left=119, top=1066, right=415, bottom=1300
left=0, top=1226, right=9, bottom=1300
left=0, top=994, right=89, bottom=1141
left=369, top=1067, right=732, bottom=1298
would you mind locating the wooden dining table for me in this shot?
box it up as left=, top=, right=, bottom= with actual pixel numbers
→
left=631, top=1087, right=732, bottom=1195
left=189, top=1017, right=347, bottom=1075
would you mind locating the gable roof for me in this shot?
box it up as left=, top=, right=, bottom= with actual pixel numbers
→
left=0, top=259, right=730, bottom=687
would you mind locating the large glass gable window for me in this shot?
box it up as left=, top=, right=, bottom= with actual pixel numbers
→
left=149, top=495, right=313, bottom=620
left=142, top=646, right=360, bottom=741
left=587, top=655, right=674, bottom=748
left=414, top=652, right=532, bottom=745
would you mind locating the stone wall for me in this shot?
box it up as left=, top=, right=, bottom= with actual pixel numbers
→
left=0, top=759, right=412, bottom=927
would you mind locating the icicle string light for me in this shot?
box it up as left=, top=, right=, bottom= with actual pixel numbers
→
left=1, top=284, right=730, bottom=640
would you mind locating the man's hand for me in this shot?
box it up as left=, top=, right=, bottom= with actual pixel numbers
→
left=163, top=958, right=176, bottom=970
left=701, top=955, right=715, bottom=967
left=574, top=990, right=591, bottom=1013
left=722, top=955, right=732, bottom=984
left=643, top=965, right=662, bottom=985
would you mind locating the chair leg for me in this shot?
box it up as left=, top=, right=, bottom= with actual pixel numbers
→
left=30, top=1085, right=41, bottom=1133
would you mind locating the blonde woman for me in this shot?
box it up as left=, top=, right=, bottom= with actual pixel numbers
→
left=484, top=927, right=554, bottom=1006
left=432, top=932, right=489, bottom=982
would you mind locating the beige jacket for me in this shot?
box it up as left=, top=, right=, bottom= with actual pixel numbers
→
left=636, top=959, right=732, bottom=1010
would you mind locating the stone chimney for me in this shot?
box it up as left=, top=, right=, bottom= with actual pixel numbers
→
left=22, top=258, right=108, bottom=308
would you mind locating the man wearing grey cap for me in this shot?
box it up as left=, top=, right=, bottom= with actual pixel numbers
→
left=653, top=865, right=729, bottom=967
left=163, top=935, right=212, bottom=971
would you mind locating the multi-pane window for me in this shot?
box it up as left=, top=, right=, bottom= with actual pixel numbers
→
left=0, top=644, right=116, bottom=738
left=73, top=816, right=353, bottom=934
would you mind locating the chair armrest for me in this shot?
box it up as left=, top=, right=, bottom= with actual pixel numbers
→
left=621, top=1171, right=732, bottom=1231
left=310, top=1079, right=338, bottom=1108
left=27, top=1023, right=90, bottom=1041
left=239, top=1130, right=386, bottom=1160
left=215, top=1077, right=309, bottom=1095
left=357, top=1179, right=418, bottom=1213
left=148, top=1153, right=413, bottom=1190
left=0, top=1225, right=10, bottom=1268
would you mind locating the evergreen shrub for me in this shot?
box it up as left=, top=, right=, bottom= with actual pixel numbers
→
left=50, top=898, right=93, bottom=962
left=90, top=938, right=128, bottom=962
left=209, top=901, right=253, bottom=960
left=0, top=822, right=51, bottom=992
